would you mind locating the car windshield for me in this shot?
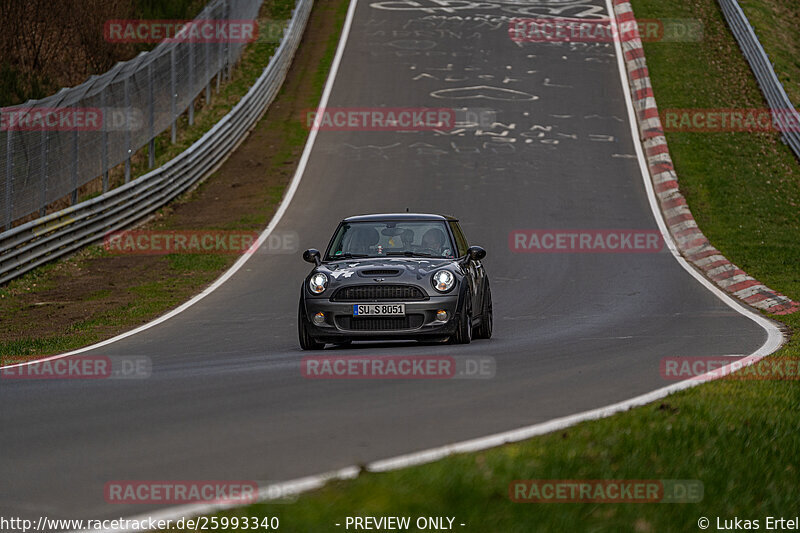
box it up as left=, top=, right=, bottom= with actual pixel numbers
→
left=326, top=221, right=456, bottom=259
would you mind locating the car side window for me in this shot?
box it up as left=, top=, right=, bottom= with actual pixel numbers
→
left=449, top=222, right=469, bottom=257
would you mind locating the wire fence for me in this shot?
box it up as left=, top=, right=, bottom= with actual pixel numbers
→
left=718, top=0, right=800, bottom=161
left=0, top=0, right=263, bottom=230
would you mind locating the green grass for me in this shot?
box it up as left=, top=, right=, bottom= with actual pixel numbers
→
left=85, top=289, right=113, bottom=301
left=737, top=0, right=800, bottom=105
left=0, top=262, right=59, bottom=295
left=0, top=260, right=226, bottom=360
left=0, top=335, right=102, bottom=358
left=166, top=253, right=231, bottom=272
left=167, top=0, right=800, bottom=530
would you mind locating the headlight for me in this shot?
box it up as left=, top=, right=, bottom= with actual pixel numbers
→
left=308, top=272, right=328, bottom=294
left=432, top=270, right=455, bottom=292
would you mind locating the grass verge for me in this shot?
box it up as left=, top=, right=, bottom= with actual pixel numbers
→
left=737, top=0, right=800, bottom=105
left=167, top=0, right=800, bottom=530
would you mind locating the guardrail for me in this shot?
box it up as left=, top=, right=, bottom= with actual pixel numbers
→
left=0, top=0, right=313, bottom=285
left=718, top=0, right=800, bottom=160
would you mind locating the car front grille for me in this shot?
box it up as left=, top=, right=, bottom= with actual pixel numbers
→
left=336, top=314, right=425, bottom=331
left=331, top=284, right=427, bottom=301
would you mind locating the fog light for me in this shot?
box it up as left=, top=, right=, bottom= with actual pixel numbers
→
left=313, top=312, right=325, bottom=325
left=436, top=309, right=448, bottom=322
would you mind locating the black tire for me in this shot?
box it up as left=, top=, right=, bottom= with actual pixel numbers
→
left=451, top=290, right=472, bottom=345
left=473, top=281, right=493, bottom=340
left=298, top=300, right=325, bottom=350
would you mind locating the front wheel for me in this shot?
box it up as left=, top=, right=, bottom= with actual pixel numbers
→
left=451, top=291, right=472, bottom=345
left=473, top=281, right=493, bottom=340
left=298, top=300, right=325, bottom=350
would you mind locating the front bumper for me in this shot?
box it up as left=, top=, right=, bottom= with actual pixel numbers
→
left=303, top=294, right=460, bottom=342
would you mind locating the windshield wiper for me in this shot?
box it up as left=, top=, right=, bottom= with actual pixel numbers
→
left=386, top=251, right=434, bottom=257
left=335, top=252, right=369, bottom=258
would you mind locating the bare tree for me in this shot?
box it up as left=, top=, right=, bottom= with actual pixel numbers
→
left=0, top=0, right=136, bottom=104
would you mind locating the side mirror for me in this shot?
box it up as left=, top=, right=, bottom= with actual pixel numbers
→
left=303, top=248, right=321, bottom=266
left=467, top=245, right=486, bottom=261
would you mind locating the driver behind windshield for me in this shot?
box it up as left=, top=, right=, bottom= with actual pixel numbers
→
left=420, top=228, right=445, bottom=254
left=328, top=222, right=455, bottom=258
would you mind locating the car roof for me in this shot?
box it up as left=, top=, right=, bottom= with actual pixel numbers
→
left=343, top=213, right=458, bottom=222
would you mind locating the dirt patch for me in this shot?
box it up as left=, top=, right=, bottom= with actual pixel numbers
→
left=0, top=0, right=349, bottom=362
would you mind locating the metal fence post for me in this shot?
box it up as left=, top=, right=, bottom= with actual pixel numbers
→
left=205, top=41, right=211, bottom=105
left=4, top=129, right=13, bottom=230
left=40, top=129, right=49, bottom=216
left=216, top=7, right=223, bottom=94
left=124, top=76, right=131, bottom=182
left=224, top=0, right=231, bottom=80
left=101, top=90, right=109, bottom=192
left=71, top=106, right=79, bottom=205
left=171, top=46, right=177, bottom=144
left=188, top=43, right=195, bottom=126
left=148, top=61, right=155, bottom=168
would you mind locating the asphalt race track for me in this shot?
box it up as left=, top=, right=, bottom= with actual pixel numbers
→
left=0, top=0, right=771, bottom=523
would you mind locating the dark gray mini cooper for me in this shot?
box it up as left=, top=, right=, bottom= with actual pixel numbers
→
left=298, top=213, right=492, bottom=349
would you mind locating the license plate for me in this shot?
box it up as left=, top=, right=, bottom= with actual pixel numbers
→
left=353, top=304, right=405, bottom=316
